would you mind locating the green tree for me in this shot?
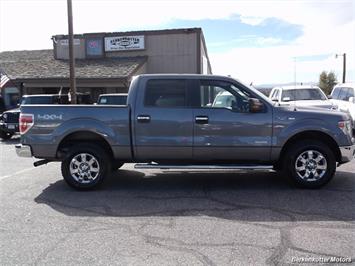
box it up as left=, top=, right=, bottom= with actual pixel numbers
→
left=318, top=71, right=337, bottom=95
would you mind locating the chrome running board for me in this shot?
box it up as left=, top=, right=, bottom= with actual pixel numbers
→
left=134, top=163, right=273, bottom=170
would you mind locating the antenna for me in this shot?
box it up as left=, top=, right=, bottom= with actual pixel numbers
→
left=293, top=57, right=297, bottom=111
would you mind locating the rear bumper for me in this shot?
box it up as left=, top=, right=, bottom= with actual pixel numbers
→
left=339, top=144, right=355, bottom=163
left=0, top=122, right=19, bottom=133
left=15, top=144, right=33, bottom=157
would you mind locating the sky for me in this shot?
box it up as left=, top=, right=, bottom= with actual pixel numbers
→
left=0, top=0, right=354, bottom=85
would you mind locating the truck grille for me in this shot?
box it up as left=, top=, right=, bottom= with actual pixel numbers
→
left=4, top=112, right=20, bottom=124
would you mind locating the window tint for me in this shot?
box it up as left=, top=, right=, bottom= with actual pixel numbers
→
left=145, top=79, right=186, bottom=107
left=331, top=87, right=341, bottom=99
left=281, top=89, right=326, bottom=101
left=98, top=96, right=127, bottom=105
left=338, top=88, right=350, bottom=101
left=199, top=80, right=251, bottom=112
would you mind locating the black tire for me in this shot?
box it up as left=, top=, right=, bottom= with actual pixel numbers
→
left=283, top=140, right=336, bottom=188
left=61, top=143, right=111, bottom=190
left=0, top=130, right=13, bottom=140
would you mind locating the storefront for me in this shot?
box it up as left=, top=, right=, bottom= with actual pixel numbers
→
left=0, top=28, right=212, bottom=103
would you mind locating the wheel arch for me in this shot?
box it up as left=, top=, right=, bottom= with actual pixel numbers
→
left=56, top=131, right=114, bottom=160
left=279, top=130, right=341, bottom=164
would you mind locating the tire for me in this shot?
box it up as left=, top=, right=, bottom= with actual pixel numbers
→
left=61, top=143, right=111, bottom=190
left=284, top=140, right=336, bottom=189
left=0, top=130, right=13, bottom=140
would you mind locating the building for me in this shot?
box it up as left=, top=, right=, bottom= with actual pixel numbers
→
left=0, top=28, right=212, bottom=102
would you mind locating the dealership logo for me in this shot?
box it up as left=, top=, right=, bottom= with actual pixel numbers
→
left=105, top=35, right=145, bottom=51
left=110, top=37, right=140, bottom=47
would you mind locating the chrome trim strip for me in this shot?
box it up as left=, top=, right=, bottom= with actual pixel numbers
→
left=135, top=163, right=273, bottom=170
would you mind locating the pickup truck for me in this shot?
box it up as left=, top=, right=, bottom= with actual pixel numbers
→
left=16, top=74, right=355, bottom=190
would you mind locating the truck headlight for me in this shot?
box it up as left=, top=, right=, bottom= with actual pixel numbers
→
left=2, top=113, right=7, bottom=120
left=338, top=120, right=352, bottom=136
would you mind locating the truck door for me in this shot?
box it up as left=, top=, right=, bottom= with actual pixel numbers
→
left=192, top=79, right=273, bottom=162
left=133, top=78, right=193, bottom=160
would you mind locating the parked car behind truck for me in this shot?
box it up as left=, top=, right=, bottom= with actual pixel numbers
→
left=269, top=85, right=337, bottom=110
left=16, top=75, right=355, bottom=190
left=0, top=94, right=69, bottom=140
left=330, top=83, right=355, bottom=132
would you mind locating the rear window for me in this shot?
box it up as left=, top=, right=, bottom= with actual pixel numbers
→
left=282, top=88, right=326, bottom=101
left=98, top=95, right=127, bottom=105
left=21, top=96, right=54, bottom=105
left=144, top=79, right=187, bottom=108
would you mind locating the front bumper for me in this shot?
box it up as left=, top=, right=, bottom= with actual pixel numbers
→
left=339, top=144, right=355, bottom=163
left=15, top=144, right=33, bottom=158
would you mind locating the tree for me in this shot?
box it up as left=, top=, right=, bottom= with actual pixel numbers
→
left=318, top=71, right=337, bottom=95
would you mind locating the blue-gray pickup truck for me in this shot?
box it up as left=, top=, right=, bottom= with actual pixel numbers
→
left=16, top=74, right=355, bottom=190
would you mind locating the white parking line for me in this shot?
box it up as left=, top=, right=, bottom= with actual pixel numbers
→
left=0, top=167, right=36, bottom=181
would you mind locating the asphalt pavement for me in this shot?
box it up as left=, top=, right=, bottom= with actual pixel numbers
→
left=0, top=137, right=354, bottom=265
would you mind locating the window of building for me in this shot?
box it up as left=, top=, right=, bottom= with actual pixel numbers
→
left=144, top=79, right=187, bottom=107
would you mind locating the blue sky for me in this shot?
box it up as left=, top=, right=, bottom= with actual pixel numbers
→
left=1, top=0, right=354, bottom=84
left=161, top=16, right=304, bottom=52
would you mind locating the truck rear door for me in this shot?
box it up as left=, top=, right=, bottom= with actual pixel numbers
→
left=133, top=78, right=193, bottom=160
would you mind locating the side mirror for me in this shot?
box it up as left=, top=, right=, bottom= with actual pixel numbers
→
left=249, top=98, right=264, bottom=113
left=349, top=97, right=355, bottom=103
left=327, top=95, right=332, bottom=99
left=282, top=97, right=291, bottom=102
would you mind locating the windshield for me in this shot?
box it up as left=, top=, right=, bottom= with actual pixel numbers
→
left=282, top=89, right=327, bottom=101
left=21, top=96, right=53, bottom=105
left=98, top=95, right=127, bottom=105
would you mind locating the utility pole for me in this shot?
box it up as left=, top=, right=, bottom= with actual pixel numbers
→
left=336, top=53, right=346, bottom=83
left=67, top=0, right=77, bottom=104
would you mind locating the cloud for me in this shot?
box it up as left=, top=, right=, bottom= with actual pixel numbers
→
left=0, top=0, right=354, bottom=84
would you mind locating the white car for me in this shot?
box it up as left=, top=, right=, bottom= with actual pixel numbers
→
left=269, top=85, right=336, bottom=110
left=330, top=83, right=355, bottom=130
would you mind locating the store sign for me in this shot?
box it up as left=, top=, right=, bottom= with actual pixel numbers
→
left=104, top=35, right=144, bottom=51
left=86, top=38, right=103, bottom=57
left=60, top=39, right=81, bottom=46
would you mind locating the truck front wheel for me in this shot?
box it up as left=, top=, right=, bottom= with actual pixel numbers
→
left=61, top=143, right=111, bottom=190
left=284, top=140, right=336, bottom=188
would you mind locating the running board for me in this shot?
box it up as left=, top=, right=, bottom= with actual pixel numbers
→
left=134, top=163, right=273, bottom=170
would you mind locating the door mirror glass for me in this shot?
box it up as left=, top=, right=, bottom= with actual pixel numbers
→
left=249, top=98, right=264, bottom=113
left=282, top=97, right=291, bottom=102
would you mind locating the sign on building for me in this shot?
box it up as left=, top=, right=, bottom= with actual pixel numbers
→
left=60, top=39, right=81, bottom=46
left=86, top=38, right=104, bottom=57
left=104, top=36, right=145, bottom=51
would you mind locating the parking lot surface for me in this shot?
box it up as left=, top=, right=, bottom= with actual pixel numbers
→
left=1, top=137, right=354, bottom=265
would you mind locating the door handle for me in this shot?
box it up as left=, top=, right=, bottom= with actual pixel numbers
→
left=137, top=115, right=151, bottom=123
left=195, top=116, right=209, bottom=124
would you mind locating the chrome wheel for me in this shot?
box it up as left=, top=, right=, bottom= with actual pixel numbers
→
left=295, top=150, right=327, bottom=181
left=69, top=153, right=100, bottom=184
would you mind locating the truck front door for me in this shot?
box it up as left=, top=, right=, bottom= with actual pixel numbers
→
left=192, top=79, right=273, bottom=162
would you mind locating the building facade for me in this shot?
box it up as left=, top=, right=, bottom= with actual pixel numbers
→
left=0, top=28, right=212, bottom=103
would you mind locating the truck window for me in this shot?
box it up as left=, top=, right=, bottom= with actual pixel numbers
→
left=199, top=80, right=251, bottom=112
left=338, top=88, right=350, bottom=101
left=144, top=79, right=187, bottom=108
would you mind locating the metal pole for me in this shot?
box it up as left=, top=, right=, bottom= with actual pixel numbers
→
left=342, top=53, right=346, bottom=83
left=67, top=0, right=77, bottom=104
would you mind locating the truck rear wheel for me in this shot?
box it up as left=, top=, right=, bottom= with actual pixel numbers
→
left=284, top=140, right=336, bottom=188
left=61, top=143, right=111, bottom=190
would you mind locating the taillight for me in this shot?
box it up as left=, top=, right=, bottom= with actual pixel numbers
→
left=19, top=114, right=34, bottom=135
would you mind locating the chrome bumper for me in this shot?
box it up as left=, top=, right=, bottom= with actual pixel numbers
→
left=340, top=145, right=355, bottom=163
left=15, top=144, right=32, bottom=157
